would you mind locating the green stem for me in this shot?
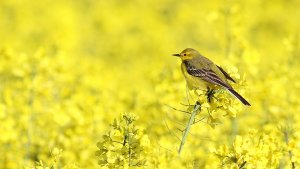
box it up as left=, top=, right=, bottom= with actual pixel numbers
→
left=178, top=102, right=201, bottom=154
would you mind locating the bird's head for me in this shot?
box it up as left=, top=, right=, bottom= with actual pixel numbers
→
left=173, top=48, right=200, bottom=60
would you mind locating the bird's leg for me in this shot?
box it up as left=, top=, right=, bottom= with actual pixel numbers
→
left=206, top=87, right=215, bottom=103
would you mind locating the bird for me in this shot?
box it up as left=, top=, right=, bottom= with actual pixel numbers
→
left=173, top=48, right=251, bottom=106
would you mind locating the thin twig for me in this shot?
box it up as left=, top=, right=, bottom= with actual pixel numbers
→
left=164, top=119, right=181, bottom=142
left=165, top=112, right=187, bottom=127
left=164, top=104, right=191, bottom=114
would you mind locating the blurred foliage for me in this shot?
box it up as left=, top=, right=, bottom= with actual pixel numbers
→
left=0, top=0, right=300, bottom=168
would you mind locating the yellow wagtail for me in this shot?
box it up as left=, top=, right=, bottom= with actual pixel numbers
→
left=173, top=48, right=250, bottom=106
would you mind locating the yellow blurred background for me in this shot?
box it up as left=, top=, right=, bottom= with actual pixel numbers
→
left=0, top=0, right=299, bottom=168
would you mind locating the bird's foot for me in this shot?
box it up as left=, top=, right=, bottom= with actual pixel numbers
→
left=206, top=88, right=215, bottom=103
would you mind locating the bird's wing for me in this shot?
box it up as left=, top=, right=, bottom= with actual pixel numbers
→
left=184, top=61, right=232, bottom=89
left=216, top=65, right=236, bottom=83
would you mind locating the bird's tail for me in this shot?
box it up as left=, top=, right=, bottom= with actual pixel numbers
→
left=227, top=88, right=251, bottom=106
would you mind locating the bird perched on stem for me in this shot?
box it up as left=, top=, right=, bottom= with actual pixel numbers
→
left=173, top=48, right=250, bottom=106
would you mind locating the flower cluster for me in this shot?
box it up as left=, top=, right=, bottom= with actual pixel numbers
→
left=214, top=130, right=282, bottom=168
left=96, top=113, right=151, bottom=168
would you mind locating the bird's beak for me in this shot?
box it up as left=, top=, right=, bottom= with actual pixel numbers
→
left=173, top=53, right=180, bottom=57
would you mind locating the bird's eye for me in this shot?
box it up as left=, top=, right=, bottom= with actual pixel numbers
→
left=183, top=53, right=187, bottom=56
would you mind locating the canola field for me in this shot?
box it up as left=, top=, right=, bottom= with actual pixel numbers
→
left=0, top=0, right=300, bottom=168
